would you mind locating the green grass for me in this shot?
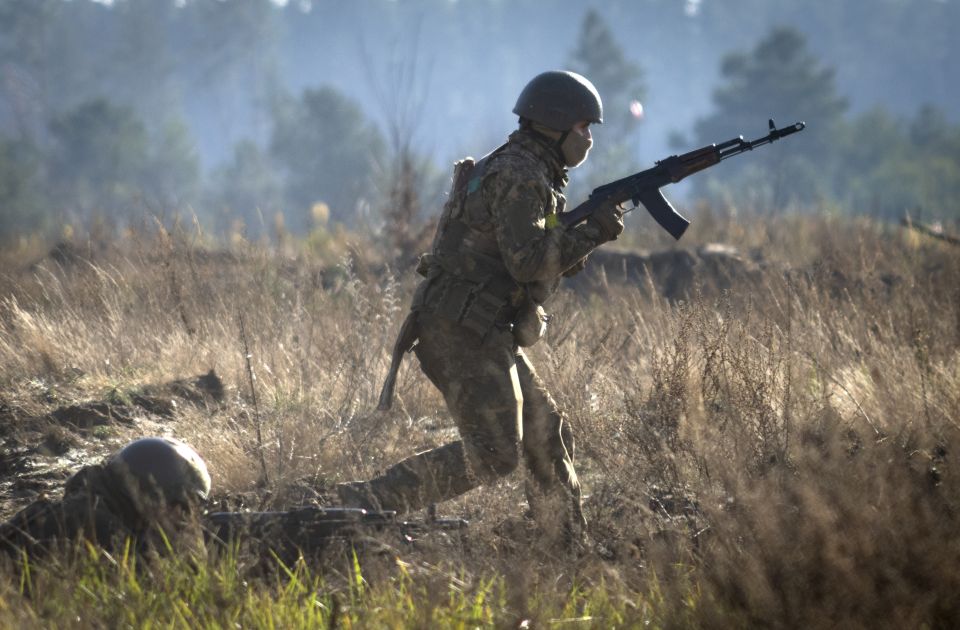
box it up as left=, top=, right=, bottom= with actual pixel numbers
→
left=0, top=541, right=691, bottom=628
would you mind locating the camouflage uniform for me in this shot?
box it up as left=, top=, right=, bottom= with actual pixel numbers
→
left=0, top=437, right=210, bottom=559
left=349, top=129, right=610, bottom=536
left=0, top=464, right=145, bottom=558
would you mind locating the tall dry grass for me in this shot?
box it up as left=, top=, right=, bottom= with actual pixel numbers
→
left=0, top=212, right=958, bottom=626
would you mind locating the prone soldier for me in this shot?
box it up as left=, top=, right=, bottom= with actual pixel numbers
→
left=0, top=437, right=211, bottom=559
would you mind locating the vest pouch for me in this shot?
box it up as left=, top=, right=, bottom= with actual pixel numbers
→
left=460, top=289, right=510, bottom=338
left=415, top=252, right=435, bottom=278
left=512, top=298, right=549, bottom=347
left=428, top=277, right=473, bottom=323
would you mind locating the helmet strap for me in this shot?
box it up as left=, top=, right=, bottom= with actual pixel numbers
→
left=552, top=129, right=570, bottom=163
left=528, top=121, right=570, bottom=163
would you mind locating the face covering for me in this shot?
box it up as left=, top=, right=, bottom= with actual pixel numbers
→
left=560, top=130, right=593, bottom=168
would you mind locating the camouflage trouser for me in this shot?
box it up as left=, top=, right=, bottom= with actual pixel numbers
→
left=359, top=313, right=583, bottom=533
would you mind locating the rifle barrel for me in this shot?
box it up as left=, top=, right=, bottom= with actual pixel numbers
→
left=719, top=121, right=806, bottom=160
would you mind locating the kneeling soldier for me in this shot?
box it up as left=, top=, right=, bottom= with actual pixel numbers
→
left=338, top=71, right=624, bottom=546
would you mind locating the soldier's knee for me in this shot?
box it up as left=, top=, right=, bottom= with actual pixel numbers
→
left=468, top=441, right=520, bottom=480
left=487, top=447, right=521, bottom=477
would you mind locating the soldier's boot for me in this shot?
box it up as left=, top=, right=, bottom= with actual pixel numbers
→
left=336, top=441, right=477, bottom=515
left=525, top=480, right=587, bottom=554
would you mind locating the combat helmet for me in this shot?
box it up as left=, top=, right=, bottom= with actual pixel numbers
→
left=513, top=70, right=603, bottom=131
left=107, top=437, right=211, bottom=513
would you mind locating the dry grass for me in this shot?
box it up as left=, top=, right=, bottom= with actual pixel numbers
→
left=0, top=211, right=958, bottom=627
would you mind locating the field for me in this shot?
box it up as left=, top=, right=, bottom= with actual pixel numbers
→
left=0, top=210, right=958, bottom=628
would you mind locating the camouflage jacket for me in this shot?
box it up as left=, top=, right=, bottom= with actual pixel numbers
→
left=0, top=464, right=142, bottom=558
left=415, top=128, right=606, bottom=334
left=482, top=129, right=604, bottom=290
left=379, top=129, right=609, bottom=408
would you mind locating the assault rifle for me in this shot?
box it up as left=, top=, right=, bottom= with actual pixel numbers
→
left=562, top=119, right=807, bottom=240
left=204, top=507, right=468, bottom=557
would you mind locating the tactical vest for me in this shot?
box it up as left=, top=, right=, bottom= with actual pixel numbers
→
left=413, top=143, right=564, bottom=338
left=377, top=139, right=563, bottom=411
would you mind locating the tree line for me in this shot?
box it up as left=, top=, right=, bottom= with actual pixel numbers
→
left=0, top=1, right=957, bottom=244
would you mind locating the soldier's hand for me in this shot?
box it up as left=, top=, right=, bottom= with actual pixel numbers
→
left=587, top=203, right=624, bottom=243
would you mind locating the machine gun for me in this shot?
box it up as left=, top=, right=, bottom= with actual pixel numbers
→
left=204, top=506, right=468, bottom=557
left=562, top=119, right=807, bottom=240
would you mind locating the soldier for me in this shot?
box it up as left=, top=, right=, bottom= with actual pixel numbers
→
left=0, top=437, right=211, bottom=559
left=337, top=71, right=624, bottom=544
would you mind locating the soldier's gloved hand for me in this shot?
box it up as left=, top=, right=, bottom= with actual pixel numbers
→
left=587, top=204, right=624, bottom=243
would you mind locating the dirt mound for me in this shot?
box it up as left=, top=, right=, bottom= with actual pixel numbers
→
left=28, top=241, right=98, bottom=271
left=133, top=369, right=226, bottom=417
left=49, top=402, right=137, bottom=429
left=566, top=243, right=761, bottom=300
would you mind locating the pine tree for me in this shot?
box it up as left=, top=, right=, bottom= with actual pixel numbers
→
left=48, top=99, right=150, bottom=222
left=269, top=86, right=385, bottom=231
left=691, top=27, right=847, bottom=209
left=695, top=27, right=846, bottom=153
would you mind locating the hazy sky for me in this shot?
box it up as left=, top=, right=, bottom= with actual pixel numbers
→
left=185, top=0, right=957, bottom=173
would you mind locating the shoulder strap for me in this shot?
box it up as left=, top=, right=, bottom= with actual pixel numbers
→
left=465, top=143, right=508, bottom=196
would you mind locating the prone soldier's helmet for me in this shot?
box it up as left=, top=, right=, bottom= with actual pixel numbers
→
left=513, top=70, right=603, bottom=131
left=107, top=437, right=211, bottom=514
